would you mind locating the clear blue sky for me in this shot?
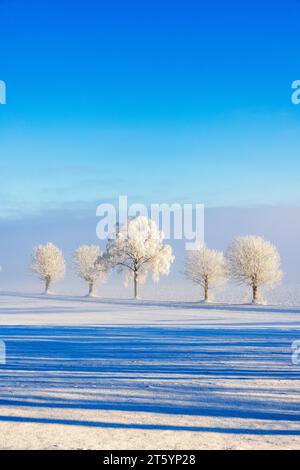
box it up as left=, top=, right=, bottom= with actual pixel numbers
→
left=0, top=0, right=300, bottom=218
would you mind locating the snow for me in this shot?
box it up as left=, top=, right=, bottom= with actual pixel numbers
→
left=0, top=292, right=300, bottom=450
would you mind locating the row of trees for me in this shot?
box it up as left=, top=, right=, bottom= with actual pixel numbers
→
left=31, top=216, right=282, bottom=304
left=185, top=238, right=282, bottom=304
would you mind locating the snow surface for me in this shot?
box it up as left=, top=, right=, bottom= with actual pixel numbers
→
left=0, top=292, right=300, bottom=450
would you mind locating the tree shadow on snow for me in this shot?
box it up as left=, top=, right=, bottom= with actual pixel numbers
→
left=0, top=324, right=300, bottom=429
left=1, top=291, right=300, bottom=314
left=0, top=414, right=299, bottom=435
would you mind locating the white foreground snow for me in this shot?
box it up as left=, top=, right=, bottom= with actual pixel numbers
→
left=0, top=292, right=300, bottom=450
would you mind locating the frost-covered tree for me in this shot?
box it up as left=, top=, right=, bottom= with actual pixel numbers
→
left=226, top=236, right=283, bottom=304
left=32, top=242, right=66, bottom=294
left=106, top=216, right=174, bottom=299
left=73, top=245, right=108, bottom=296
left=185, top=246, right=227, bottom=302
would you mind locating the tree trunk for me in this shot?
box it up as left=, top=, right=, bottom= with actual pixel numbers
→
left=204, top=277, right=209, bottom=302
left=134, top=271, right=138, bottom=299
left=252, top=283, right=258, bottom=304
left=88, top=281, right=94, bottom=297
left=45, top=277, right=51, bottom=294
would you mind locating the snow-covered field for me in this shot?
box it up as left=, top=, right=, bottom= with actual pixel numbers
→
left=0, top=292, right=300, bottom=450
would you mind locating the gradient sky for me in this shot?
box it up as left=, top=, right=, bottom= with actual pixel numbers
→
left=0, top=0, right=300, bottom=218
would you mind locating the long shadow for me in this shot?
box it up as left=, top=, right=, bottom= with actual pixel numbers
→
left=1, top=291, right=300, bottom=314
left=1, top=397, right=299, bottom=422
left=0, top=414, right=300, bottom=435
left=1, top=324, right=300, bottom=423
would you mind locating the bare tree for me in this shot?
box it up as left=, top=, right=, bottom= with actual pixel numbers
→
left=32, top=242, right=66, bottom=294
left=185, top=245, right=226, bottom=302
left=226, top=236, right=283, bottom=304
left=106, top=216, right=174, bottom=299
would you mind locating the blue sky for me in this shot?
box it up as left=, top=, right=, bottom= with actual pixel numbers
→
left=0, top=0, right=300, bottom=217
